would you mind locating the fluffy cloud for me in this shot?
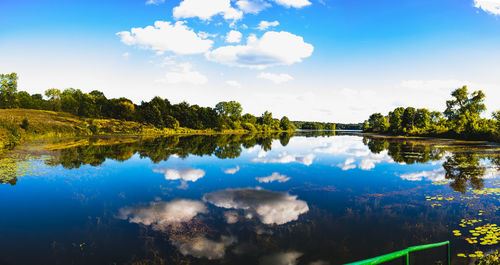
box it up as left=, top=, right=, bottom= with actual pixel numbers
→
left=206, top=31, right=313, bottom=69
left=226, top=80, right=242, bottom=88
left=313, top=136, right=396, bottom=170
left=256, top=172, right=290, bottom=183
left=145, top=0, right=165, bottom=5
left=260, top=251, right=303, bottom=265
left=224, top=211, right=239, bottom=223
left=313, top=136, right=371, bottom=157
left=153, top=167, right=206, bottom=182
left=117, top=21, right=213, bottom=55
left=173, top=0, right=243, bottom=20
left=271, top=0, right=311, bottom=8
left=252, top=152, right=314, bottom=166
left=223, top=165, right=240, bottom=174
left=474, top=0, right=500, bottom=15
left=157, top=63, right=208, bottom=85
left=226, top=30, right=243, bottom=43
left=358, top=151, right=394, bottom=170
left=257, top=20, right=280, bottom=30
left=236, top=0, right=271, bottom=13
left=399, top=168, right=445, bottom=181
left=176, top=236, right=236, bottom=260
left=204, top=188, right=309, bottom=225
left=336, top=158, right=356, bottom=171
left=258, top=72, right=294, bottom=84
left=118, top=199, right=207, bottom=229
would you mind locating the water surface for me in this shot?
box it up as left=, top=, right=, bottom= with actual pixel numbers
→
left=1, top=132, right=499, bottom=265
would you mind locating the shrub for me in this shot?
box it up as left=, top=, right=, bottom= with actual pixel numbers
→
left=20, top=118, right=29, bottom=130
left=241, top=122, right=256, bottom=131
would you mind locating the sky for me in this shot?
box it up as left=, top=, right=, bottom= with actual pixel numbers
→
left=1, top=0, right=500, bottom=123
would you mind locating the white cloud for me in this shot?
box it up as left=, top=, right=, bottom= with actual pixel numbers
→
left=206, top=31, right=314, bottom=69
left=226, top=80, right=242, bottom=88
left=157, top=63, right=208, bottom=85
left=256, top=172, right=290, bottom=183
left=146, top=0, right=165, bottom=5
left=399, top=168, right=446, bottom=181
left=224, top=211, right=239, bottom=223
left=118, top=199, right=207, bottom=229
left=226, top=30, right=243, bottom=43
left=258, top=149, right=268, bottom=157
left=271, top=0, right=311, bottom=8
left=204, top=188, right=309, bottom=225
left=258, top=72, right=294, bottom=84
left=257, top=20, right=280, bottom=30
left=122, top=52, right=129, bottom=57
left=358, top=151, right=394, bottom=170
left=154, top=167, right=206, bottom=182
left=173, top=0, right=243, bottom=20
left=236, top=0, right=271, bottom=13
left=474, top=0, right=500, bottom=15
left=223, top=165, right=240, bottom=174
left=176, top=236, right=236, bottom=260
left=260, top=251, right=303, bottom=265
left=336, top=158, right=356, bottom=171
left=198, top=31, right=218, bottom=39
left=116, top=21, right=213, bottom=55
left=252, top=152, right=314, bottom=166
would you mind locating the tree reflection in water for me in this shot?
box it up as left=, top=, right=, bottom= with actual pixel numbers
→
left=44, top=133, right=293, bottom=169
left=361, top=136, right=499, bottom=193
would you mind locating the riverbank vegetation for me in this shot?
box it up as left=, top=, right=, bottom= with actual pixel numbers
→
left=292, top=121, right=362, bottom=130
left=363, top=86, right=500, bottom=142
left=0, top=72, right=296, bottom=150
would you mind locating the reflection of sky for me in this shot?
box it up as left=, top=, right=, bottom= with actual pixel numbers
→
left=1, top=135, right=500, bottom=264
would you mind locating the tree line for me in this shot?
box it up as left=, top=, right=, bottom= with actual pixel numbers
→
left=363, top=86, right=500, bottom=142
left=0, top=73, right=294, bottom=132
left=293, top=121, right=336, bottom=130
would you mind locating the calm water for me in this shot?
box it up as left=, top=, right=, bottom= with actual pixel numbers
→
left=1, top=132, right=500, bottom=265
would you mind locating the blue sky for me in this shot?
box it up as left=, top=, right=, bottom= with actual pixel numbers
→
left=1, top=0, right=499, bottom=122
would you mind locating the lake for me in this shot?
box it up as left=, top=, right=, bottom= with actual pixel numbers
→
left=1, top=132, right=499, bottom=265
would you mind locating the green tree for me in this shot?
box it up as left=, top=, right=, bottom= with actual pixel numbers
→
left=215, top=101, right=242, bottom=121
left=44, top=88, right=62, bottom=111
left=280, top=116, right=292, bottom=130
left=0, top=73, right=19, bottom=108
left=61, top=94, right=79, bottom=115
left=388, top=107, right=405, bottom=133
left=259, top=111, right=273, bottom=125
left=401, top=107, right=416, bottom=131
left=444, top=86, right=486, bottom=135
left=414, top=108, right=430, bottom=128
left=367, top=113, right=387, bottom=132
left=430, top=111, right=444, bottom=124
left=241, top=113, right=257, bottom=124
left=17, top=91, right=33, bottom=109
left=164, top=115, right=179, bottom=129
left=492, top=110, right=500, bottom=129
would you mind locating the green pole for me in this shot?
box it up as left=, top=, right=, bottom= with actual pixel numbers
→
left=447, top=242, right=450, bottom=265
left=345, top=241, right=450, bottom=265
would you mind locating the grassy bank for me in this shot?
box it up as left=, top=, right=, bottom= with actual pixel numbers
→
left=0, top=109, right=292, bottom=152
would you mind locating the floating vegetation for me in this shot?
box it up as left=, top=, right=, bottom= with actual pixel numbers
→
left=0, top=153, right=49, bottom=185
left=472, top=188, right=500, bottom=196
left=432, top=180, right=450, bottom=185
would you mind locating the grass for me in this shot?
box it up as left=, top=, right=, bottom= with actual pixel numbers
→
left=0, top=109, right=287, bottom=152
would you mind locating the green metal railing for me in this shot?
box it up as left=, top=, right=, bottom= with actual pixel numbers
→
left=345, top=241, right=450, bottom=265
